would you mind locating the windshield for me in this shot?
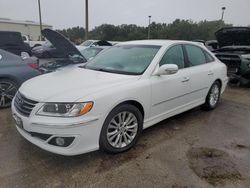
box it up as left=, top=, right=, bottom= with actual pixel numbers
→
left=85, top=45, right=160, bottom=75
left=80, top=40, right=94, bottom=47
left=80, top=48, right=103, bottom=60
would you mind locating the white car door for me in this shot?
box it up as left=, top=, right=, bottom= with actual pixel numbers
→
left=150, top=45, right=192, bottom=120
left=183, top=44, right=215, bottom=103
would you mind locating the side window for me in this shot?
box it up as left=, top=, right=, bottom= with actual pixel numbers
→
left=203, top=50, right=215, bottom=63
left=159, top=45, right=184, bottom=69
left=185, top=45, right=206, bottom=66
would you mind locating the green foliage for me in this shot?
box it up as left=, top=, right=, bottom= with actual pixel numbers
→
left=56, top=19, right=232, bottom=43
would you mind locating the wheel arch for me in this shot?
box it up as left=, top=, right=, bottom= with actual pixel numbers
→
left=215, top=79, right=222, bottom=87
left=116, top=100, right=145, bottom=118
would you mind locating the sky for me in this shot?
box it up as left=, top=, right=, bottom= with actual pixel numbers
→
left=0, top=0, right=249, bottom=29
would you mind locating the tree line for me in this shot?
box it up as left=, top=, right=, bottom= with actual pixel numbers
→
left=56, top=19, right=232, bottom=44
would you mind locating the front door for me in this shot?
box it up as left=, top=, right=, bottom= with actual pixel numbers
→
left=150, top=45, right=191, bottom=120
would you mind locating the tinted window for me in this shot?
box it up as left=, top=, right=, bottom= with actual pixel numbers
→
left=159, top=45, right=184, bottom=69
left=185, top=45, right=206, bottom=66
left=203, top=50, right=215, bottom=63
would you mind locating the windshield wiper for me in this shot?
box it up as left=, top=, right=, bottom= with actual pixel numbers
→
left=87, top=67, right=115, bottom=73
left=83, top=66, right=140, bottom=75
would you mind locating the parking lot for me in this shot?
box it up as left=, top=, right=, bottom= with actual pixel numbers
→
left=0, top=85, right=249, bottom=188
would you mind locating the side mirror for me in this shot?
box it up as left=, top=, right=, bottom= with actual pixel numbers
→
left=155, top=64, right=178, bottom=76
left=21, top=52, right=30, bottom=59
left=0, top=54, right=2, bottom=60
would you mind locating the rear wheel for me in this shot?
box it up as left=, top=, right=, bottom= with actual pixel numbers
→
left=202, top=81, right=221, bottom=110
left=0, top=79, right=18, bottom=108
left=99, top=104, right=143, bottom=154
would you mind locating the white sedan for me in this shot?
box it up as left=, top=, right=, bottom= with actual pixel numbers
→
left=11, top=40, right=228, bottom=156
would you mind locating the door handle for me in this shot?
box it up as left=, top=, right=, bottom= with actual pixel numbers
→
left=208, top=71, right=214, bottom=76
left=181, top=77, right=190, bottom=83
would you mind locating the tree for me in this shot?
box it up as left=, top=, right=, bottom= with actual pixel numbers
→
left=56, top=19, right=233, bottom=43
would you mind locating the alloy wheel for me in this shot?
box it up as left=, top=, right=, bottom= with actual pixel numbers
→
left=209, top=84, right=220, bottom=107
left=0, top=81, right=17, bottom=108
left=107, top=111, right=138, bottom=149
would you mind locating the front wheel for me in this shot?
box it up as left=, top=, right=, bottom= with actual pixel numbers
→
left=99, top=104, right=143, bottom=154
left=202, top=81, right=221, bottom=111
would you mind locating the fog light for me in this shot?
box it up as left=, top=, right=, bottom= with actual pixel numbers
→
left=55, top=137, right=65, bottom=146
left=48, top=137, right=75, bottom=147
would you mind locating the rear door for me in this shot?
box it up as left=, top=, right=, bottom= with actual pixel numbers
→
left=183, top=44, right=216, bottom=102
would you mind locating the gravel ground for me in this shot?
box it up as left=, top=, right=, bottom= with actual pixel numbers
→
left=0, top=85, right=250, bottom=188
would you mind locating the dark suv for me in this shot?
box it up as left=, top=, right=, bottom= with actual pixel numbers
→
left=0, top=31, right=31, bottom=56
left=214, top=27, right=250, bottom=85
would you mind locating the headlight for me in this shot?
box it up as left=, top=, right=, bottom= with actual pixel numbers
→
left=241, top=54, right=250, bottom=60
left=36, top=102, right=93, bottom=117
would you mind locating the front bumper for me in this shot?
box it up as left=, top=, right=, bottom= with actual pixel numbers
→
left=11, top=101, right=103, bottom=156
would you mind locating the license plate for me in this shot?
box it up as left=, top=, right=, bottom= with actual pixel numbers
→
left=13, top=114, right=23, bottom=129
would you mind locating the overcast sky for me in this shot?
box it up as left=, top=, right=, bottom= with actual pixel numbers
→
left=0, top=0, right=249, bottom=29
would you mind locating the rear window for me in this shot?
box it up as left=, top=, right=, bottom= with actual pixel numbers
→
left=185, top=44, right=206, bottom=66
left=203, top=50, right=215, bottom=63
left=0, top=32, right=23, bottom=46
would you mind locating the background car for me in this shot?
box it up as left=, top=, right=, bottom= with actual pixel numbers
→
left=76, top=40, right=112, bottom=51
left=205, top=40, right=218, bottom=51
left=213, top=27, right=250, bottom=85
left=22, top=35, right=46, bottom=48
left=37, top=29, right=87, bottom=73
left=0, top=49, right=41, bottom=108
left=80, top=46, right=110, bottom=61
left=0, top=31, right=31, bottom=56
left=31, top=41, right=64, bottom=58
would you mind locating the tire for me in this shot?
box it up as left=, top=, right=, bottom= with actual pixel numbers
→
left=99, top=104, right=143, bottom=154
left=202, top=81, right=221, bottom=111
left=0, top=79, right=18, bottom=109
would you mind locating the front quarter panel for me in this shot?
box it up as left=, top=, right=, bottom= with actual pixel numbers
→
left=77, top=78, right=151, bottom=128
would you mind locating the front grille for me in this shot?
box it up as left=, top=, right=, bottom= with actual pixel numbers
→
left=14, top=92, right=38, bottom=117
left=215, top=54, right=241, bottom=74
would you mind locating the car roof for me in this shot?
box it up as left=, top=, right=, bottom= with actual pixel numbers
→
left=118, top=40, right=197, bottom=47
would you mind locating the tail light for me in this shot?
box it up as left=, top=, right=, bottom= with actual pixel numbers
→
left=28, top=63, right=39, bottom=69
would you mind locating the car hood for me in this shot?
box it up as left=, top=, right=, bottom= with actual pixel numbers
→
left=42, top=29, right=84, bottom=58
left=19, top=67, right=140, bottom=102
left=215, top=27, right=250, bottom=48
